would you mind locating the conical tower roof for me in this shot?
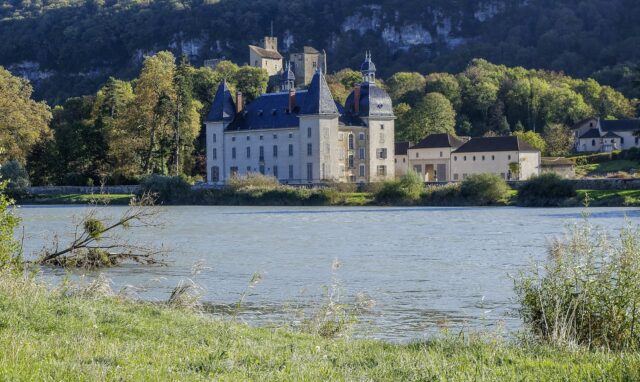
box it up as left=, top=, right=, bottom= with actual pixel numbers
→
left=206, top=80, right=236, bottom=122
left=300, top=70, right=338, bottom=115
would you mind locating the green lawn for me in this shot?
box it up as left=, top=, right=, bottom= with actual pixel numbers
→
left=575, top=160, right=640, bottom=178
left=18, top=193, right=134, bottom=205
left=578, top=189, right=640, bottom=206
left=0, top=273, right=639, bottom=381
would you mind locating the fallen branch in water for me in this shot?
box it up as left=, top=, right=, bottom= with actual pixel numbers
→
left=38, top=192, right=169, bottom=268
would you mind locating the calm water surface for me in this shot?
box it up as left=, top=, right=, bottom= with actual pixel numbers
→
left=17, top=205, right=640, bottom=341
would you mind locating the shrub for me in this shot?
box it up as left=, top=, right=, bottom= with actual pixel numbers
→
left=325, top=180, right=357, bottom=193
left=374, top=170, right=424, bottom=204
left=226, top=173, right=280, bottom=192
left=515, top=216, right=640, bottom=350
left=459, top=173, right=509, bottom=205
left=421, top=183, right=462, bottom=205
left=139, top=175, right=192, bottom=204
left=517, top=173, right=576, bottom=207
left=0, top=181, right=20, bottom=269
left=0, top=160, right=30, bottom=196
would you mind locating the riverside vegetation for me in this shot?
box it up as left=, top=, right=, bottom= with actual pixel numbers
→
left=2, top=178, right=640, bottom=379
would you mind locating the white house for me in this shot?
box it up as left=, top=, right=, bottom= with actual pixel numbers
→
left=451, top=136, right=540, bottom=181
left=205, top=53, right=396, bottom=184
left=574, top=118, right=640, bottom=152
left=406, top=133, right=467, bottom=182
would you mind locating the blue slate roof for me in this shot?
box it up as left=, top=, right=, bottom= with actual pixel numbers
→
left=226, top=91, right=308, bottom=131
left=206, top=80, right=236, bottom=122
left=600, top=119, right=640, bottom=132
left=300, top=71, right=339, bottom=115
left=578, top=128, right=601, bottom=139
left=344, top=82, right=394, bottom=118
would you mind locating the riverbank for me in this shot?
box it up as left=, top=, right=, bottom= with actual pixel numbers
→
left=16, top=188, right=640, bottom=207
left=0, top=273, right=637, bottom=380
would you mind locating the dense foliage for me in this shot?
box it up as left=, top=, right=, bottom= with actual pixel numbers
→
left=25, top=53, right=268, bottom=185
left=390, top=59, right=637, bottom=148
left=1, top=0, right=640, bottom=104
left=516, top=173, right=577, bottom=207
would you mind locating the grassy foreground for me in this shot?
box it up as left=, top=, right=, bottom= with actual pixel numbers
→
left=19, top=193, right=133, bottom=205
left=0, top=274, right=638, bottom=381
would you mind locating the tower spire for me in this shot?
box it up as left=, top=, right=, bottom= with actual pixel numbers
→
left=361, top=51, right=376, bottom=84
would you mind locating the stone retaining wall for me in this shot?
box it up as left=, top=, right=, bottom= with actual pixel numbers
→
left=28, top=185, right=141, bottom=195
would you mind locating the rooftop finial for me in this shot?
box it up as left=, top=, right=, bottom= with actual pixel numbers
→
left=361, top=50, right=376, bottom=84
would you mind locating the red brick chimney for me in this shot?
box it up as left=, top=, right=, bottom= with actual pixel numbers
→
left=236, top=91, right=243, bottom=113
left=288, top=89, right=296, bottom=112
left=354, top=84, right=361, bottom=114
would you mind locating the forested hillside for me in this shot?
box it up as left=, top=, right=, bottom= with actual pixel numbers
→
left=1, top=0, right=639, bottom=103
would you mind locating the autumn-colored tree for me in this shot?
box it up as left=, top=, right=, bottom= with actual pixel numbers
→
left=514, top=130, right=546, bottom=153
left=543, top=123, right=574, bottom=157
left=0, top=67, right=51, bottom=162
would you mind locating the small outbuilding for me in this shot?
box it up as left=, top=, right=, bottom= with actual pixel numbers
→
left=541, top=157, right=575, bottom=179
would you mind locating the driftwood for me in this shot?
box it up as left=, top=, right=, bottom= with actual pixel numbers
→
left=38, top=193, right=169, bottom=268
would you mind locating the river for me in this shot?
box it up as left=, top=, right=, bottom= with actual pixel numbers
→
left=16, top=205, right=640, bottom=342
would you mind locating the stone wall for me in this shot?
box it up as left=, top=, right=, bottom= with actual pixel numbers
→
left=29, top=185, right=140, bottom=195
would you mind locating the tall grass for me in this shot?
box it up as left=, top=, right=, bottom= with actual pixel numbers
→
left=515, top=213, right=640, bottom=350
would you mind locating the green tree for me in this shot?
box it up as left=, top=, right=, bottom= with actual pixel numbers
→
left=404, top=92, right=456, bottom=142
left=0, top=67, right=52, bottom=162
left=543, top=123, right=574, bottom=157
left=0, top=178, right=19, bottom=268
left=425, top=72, right=461, bottom=110
left=514, top=130, right=546, bottom=153
left=234, top=66, right=269, bottom=103
left=386, top=72, right=426, bottom=105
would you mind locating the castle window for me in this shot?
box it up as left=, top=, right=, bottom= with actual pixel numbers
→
left=359, top=147, right=365, bottom=160
left=259, top=135, right=263, bottom=140
left=592, top=139, right=596, bottom=146
left=380, top=124, right=384, bottom=130
left=246, top=136, right=250, bottom=141
left=414, top=165, right=422, bottom=173
left=348, top=134, right=354, bottom=149
left=348, top=154, right=354, bottom=168
left=212, top=133, right=216, bottom=143
left=377, top=165, right=387, bottom=176
left=307, top=127, right=312, bottom=138
left=482, top=155, right=485, bottom=161
left=359, top=165, right=365, bottom=177
left=416, top=152, right=419, bottom=158
left=211, top=166, right=219, bottom=182
left=273, top=145, right=278, bottom=157
left=508, top=155, right=512, bottom=160
left=306, top=163, right=313, bottom=181
left=463, top=156, right=467, bottom=161
left=453, top=156, right=457, bottom=161
left=289, top=133, right=293, bottom=139
left=473, top=156, right=476, bottom=161
left=230, top=166, right=238, bottom=177
left=453, top=173, right=459, bottom=181
left=273, top=134, right=278, bottom=139
left=289, top=144, right=294, bottom=156
left=246, top=147, right=251, bottom=158
left=440, top=151, right=443, bottom=157
left=232, top=137, right=236, bottom=142
left=492, top=155, right=495, bottom=160
left=376, top=148, right=387, bottom=159
left=359, top=133, right=365, bottom=141
left=289, top=165, right=294, bottom=180
left=379, top=133, right=385, bottom=144
left=259, top=146, right=264, bottom=161
left=212, top=148, right=217, bottom=160
left=273, top=165, right=278, bottom=178
left=307, top=143, right=313, bottom=156
left=232, top=147, right=236, bottom=159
